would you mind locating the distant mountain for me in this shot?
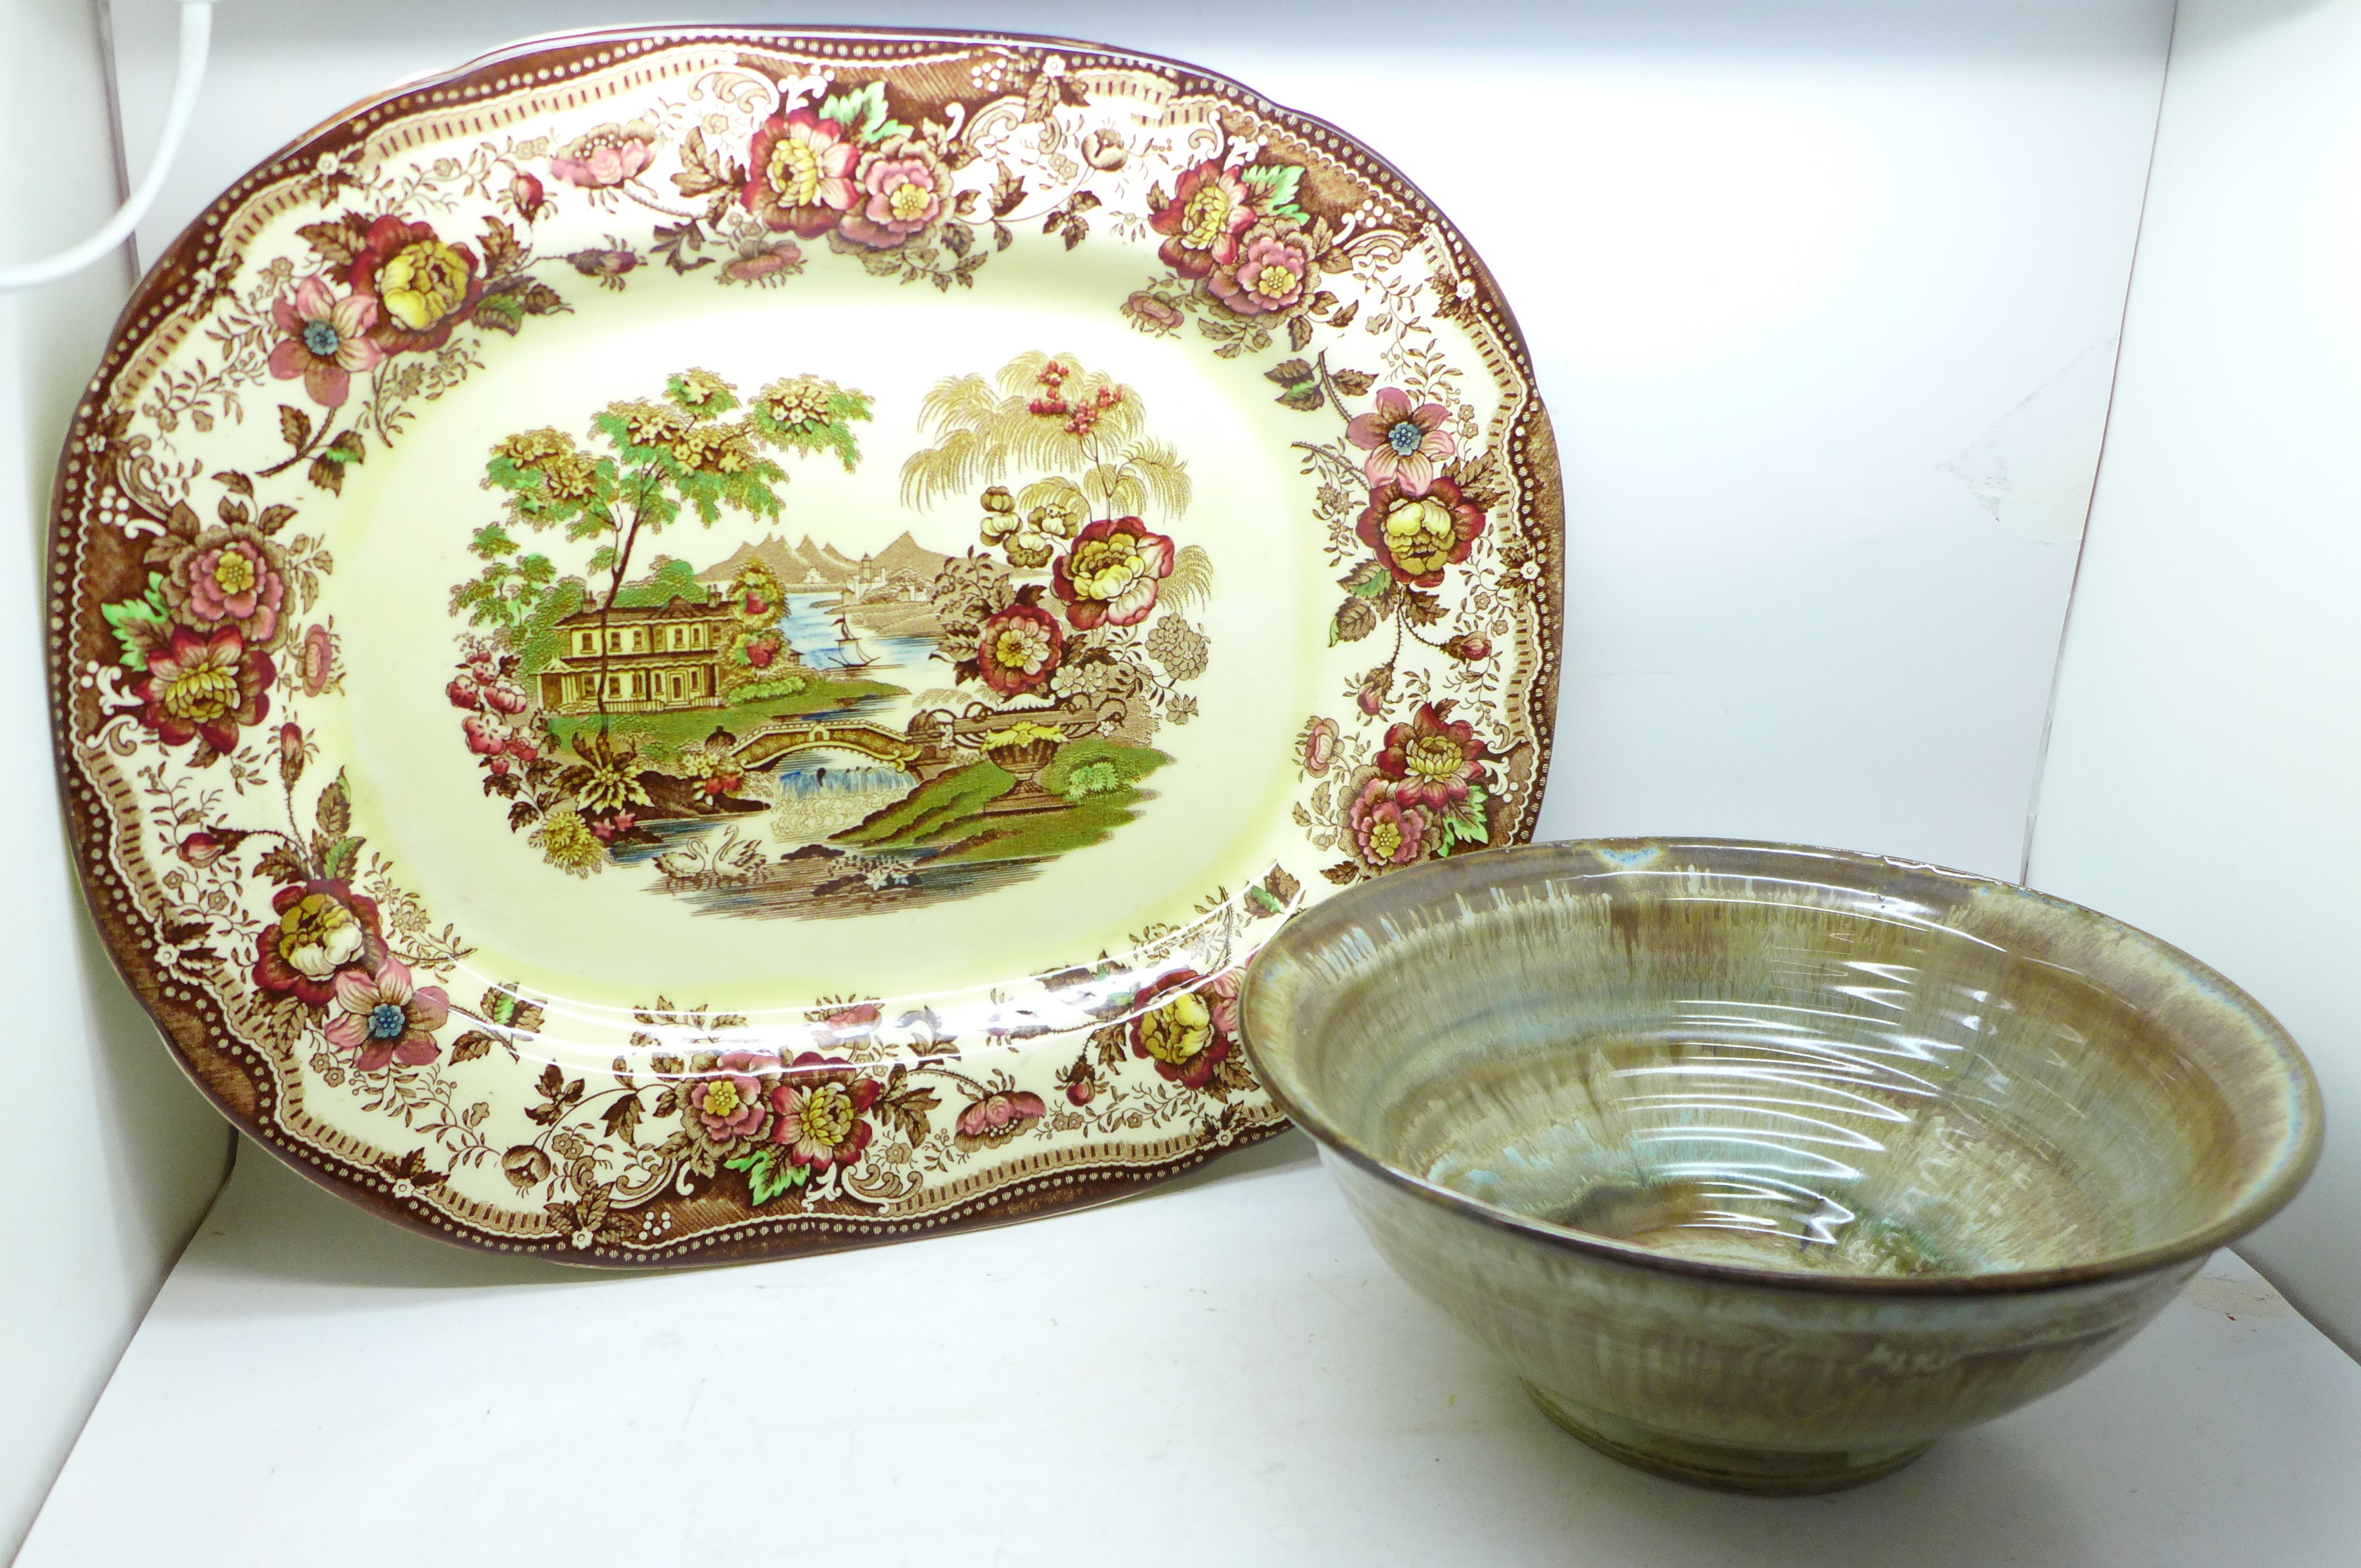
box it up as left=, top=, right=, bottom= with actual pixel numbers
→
left=874, top=531, right=952, bottom=579
left=696, top=530, right=952, bottom=587
left=697, top=532, right=840, bottom=587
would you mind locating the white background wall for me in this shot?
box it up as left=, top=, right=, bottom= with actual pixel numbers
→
left=0, top=0, right=2204, bottom=1551
left=0, top=0, right=235, bottom=1559
left=2031, top=0, right=2361, bottom=1356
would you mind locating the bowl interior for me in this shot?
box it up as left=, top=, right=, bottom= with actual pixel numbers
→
left=1242, top=841, right=2318, bottom=1283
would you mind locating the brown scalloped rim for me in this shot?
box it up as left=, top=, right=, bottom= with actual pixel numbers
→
left=45, top=24, right=1563, bottom=1267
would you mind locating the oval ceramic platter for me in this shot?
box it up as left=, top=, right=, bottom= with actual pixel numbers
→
left=48, top=26, right=1561, bottom=1265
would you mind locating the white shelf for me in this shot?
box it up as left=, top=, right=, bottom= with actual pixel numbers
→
left=19, top=1136, right=2361, bottom=1566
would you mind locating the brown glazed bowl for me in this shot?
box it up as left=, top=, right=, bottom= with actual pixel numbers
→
left=1237, top=839, right=2321, bottom=1493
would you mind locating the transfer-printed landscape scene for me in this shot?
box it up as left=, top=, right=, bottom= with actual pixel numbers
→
left=446, top=353, right=1212, bottom=920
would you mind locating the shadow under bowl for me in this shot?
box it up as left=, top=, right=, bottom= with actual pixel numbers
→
left=1237, top=839, right=2321, bottom=1493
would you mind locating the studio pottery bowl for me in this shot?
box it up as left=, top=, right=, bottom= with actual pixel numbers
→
left=1237, top=839, right=2321, bottom=1493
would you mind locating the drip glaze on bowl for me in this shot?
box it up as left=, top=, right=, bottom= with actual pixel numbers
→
left=1239, top=839, right=2319, bottom=1493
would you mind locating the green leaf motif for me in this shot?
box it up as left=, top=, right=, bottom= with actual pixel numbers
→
left=316, top=771, right=351, bottom=837
left=818, top=81, right=911, bottom=147
left=726, top=1145, right=811, bottom=1207
left=1331, top=594, right=1379, bottom=644
left=321, top=835, right=365, bottom=880
left=1438, top=785, right=1490, bottom=853
left=100, top=573, right=171, bottom=668
left=1241, top=163, right=1307, bottom=221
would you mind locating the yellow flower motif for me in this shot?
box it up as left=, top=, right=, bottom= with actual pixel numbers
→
left=539, top=452, right=598, bottom=501
left=759, top=377, right=831, bottom=429
left=1069, top=537, right=1148, bottom=600
left=1181, top=184, right=1237, bottom=252
left=609, top=399, right=690, bottom=450
left=1138, top=989, right=1213, bottom=1067
left=672, top=423, right=757, bottom=474
left=212, top=552, right=257, bottom=596
left=986, top=616, right=1055, bottom=678
left=1383, top=496, right=1462, bottom=579
left=377, top=238, right=473, bottom=332
left=496, top=427, right=575, bottom=465
left=161, top=660, right=238, bottom=723
left=798, top=1083, right=858, bottom=1146
left=494, top=428, right=600, bottom=501
left=276, top=893, right=364, bottom=979
left=669, top=368, right=735, bottom=411
left=532, top=808, right=604, bottom=877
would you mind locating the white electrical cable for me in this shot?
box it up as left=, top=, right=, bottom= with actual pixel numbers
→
left=0, top=0, right=213, bottom=291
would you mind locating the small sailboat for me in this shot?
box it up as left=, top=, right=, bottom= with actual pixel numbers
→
left=832, top=615, right=876, bottom=671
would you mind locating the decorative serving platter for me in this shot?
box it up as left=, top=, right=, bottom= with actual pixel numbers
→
left=47, top=26, right=1561, bottom=1264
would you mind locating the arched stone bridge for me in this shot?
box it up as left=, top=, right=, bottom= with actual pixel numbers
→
left=729, top=720, right=932, bottom=772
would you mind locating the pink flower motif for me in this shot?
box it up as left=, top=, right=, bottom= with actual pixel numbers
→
left=1376, top=701, right=1495, bottom=812
left=447, top=672, right=483, bottom=710
left=509, top=172, right=548, bottom=221
left=323, top=957, right=449, bottom=1073
left=179, top=538, right=285, bottom=646
left=687, top=1050, right=779, bottom=1148
left=1442, top=635, right=1492, bottom=663
left=975, top=601, right=1064, bottom=695
left=1149, top=160, right=1257, bottom=278
left=1346, top=388, right=1457, bottom=497
left=129, top=625, right=272, bottom=754
left=300, top=623, right=337, bottom=696
left=809, top=1002, right=881, bottom=1054
left=463, top=714, right=513, bottom=757
left=1356, top=477, right=1487, bottom=589
left=481, top=679, right=529, bottom=715
left=550, top=121, right=657, bottom=189
left=839, top=138, right=947, bottom=248
left=346, top=216, right=482, bottom=355
left=1347, top=776, right=1432, bottom=870
left=1299, top=716, right=1340, bottom=777
left=954, top=1089, right=1048, bottom=1146
left=1050, top=517, right=1176, bottom=630
left=769, top=1053, right=881, bottom=1174
left=742, top=109, right=859, bottom=236
left=1205, top=969, right=1244, bottom=1042
left=1207, top=219, right=1316, bottom=318
left=252, top=879, right=386, bottom=1008
left=1121, top=289, right=1183, bottom=336
left=177, top=829, right=233, bottom=868
left=266, top=274, right=384, bottom=409
left=718, top=240, right=804, bottom=287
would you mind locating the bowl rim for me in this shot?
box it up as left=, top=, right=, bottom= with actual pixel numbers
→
left=1237, top=836, right=2324, bottom=1297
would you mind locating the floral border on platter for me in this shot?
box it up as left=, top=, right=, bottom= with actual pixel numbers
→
left=46, top=26, right=1564, bottom=1265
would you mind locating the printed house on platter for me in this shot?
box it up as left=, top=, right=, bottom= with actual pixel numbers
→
left=535, top=593, right=783, bottom=713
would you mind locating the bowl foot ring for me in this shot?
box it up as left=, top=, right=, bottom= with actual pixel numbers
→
left=1523, top=1382, right=1935, bottom=1495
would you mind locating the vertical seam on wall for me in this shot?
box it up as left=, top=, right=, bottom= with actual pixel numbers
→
left=2018, top=0, right=2182, bottom=887
left=92, top=0, right=136, bottom=278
